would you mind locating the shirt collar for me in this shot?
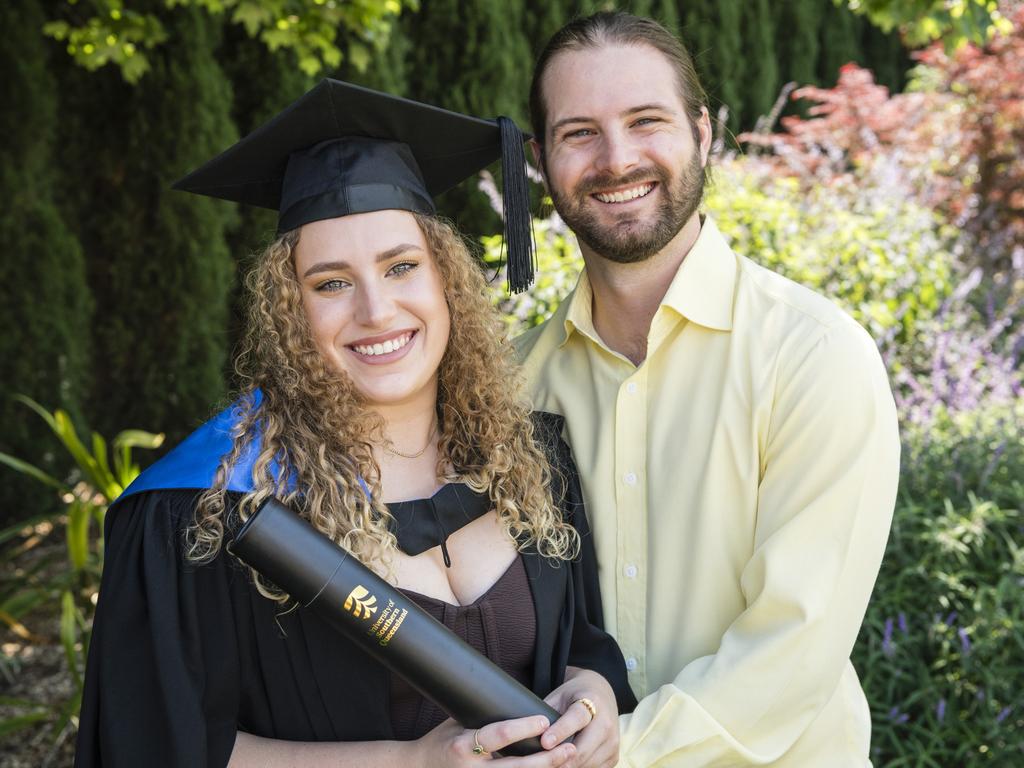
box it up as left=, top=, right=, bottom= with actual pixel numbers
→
left=560, top=215, right=736, bottom=346
left=659, top=216, right=735, bottom=331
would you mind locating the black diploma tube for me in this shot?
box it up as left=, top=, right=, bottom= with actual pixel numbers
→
left=230, top=496, right=562, bottom=756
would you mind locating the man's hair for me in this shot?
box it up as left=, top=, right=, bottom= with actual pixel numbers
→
left=529, top=11, right=709, bottom=150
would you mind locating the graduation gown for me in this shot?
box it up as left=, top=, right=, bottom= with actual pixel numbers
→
left=73, top=401, right=635, bottom=767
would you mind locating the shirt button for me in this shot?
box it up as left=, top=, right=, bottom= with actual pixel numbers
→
left=626, top=382, right=638, bottom=394
left=625, top=657, right=638, bottom=671
left=623, top=472, right=637, bottom=486
left=624, top=564, right=638, bottom=579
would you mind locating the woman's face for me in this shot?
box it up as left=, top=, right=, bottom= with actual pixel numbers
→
left=293, top=210, right=451, bottom=412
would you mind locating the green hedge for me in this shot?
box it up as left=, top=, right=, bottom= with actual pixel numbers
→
left=53, top=1, right=237, bottom=445
left=0, top=0, right=92, bottom=527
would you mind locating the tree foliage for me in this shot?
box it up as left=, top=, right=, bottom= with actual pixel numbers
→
left=0, top=0, right=93, bottom=527
left=840, top=0, right=1014, bottom=48
left=53, top=1, right=239, bottom=442
left=742, top=6, right=1024, bottom=271
left=44, top=0, right=415, bottom=82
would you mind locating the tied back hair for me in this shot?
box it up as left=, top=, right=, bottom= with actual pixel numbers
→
left=188, top=214, right=579, bottom=601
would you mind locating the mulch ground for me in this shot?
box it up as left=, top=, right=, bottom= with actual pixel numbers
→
left=1, top=627, right=78, bottom=767
left=1, top=525, right=80, bottom=768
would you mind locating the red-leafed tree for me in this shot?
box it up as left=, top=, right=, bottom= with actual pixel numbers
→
left=741, top=6, right=1024, bottom=270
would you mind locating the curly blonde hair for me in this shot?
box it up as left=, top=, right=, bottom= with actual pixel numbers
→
left=189, top=214, right=579, bottom=600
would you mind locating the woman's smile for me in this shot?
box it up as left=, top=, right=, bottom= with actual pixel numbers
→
left=349, top=329, right=417, bottom=362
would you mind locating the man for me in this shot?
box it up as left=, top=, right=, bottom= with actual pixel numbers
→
left=517, top=12, right=901, bottom=767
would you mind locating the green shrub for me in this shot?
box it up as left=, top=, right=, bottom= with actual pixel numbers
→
left=704, top=159, right=956, bottom=343
left=856, top=403, right=1024, bottom=765
left=486, top=157, right=956, bottom=342
left=0, top=398, right=162, bottom=740
left=483, top=215, right=583, bottom=333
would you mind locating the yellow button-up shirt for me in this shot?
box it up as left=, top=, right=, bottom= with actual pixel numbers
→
left=516, top=217, right=900, bottom=767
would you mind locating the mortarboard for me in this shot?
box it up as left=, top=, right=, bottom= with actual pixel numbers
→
left=173, top=78, right=535, bottom=291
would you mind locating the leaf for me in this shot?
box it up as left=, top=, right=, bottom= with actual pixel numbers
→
left=92, top=432, right=113, bottom=482
left=53, top=410, right=101, bottom=479
left=12, top=395, right=60, bottom=434
left=119, top=52, right=151, bottom=83
left=112, top=429, right=162, bottom=490
left=59, top=591, right=82, bottom=689
left=42, top=19, right=71, bottom=39
left=0, top=609, right=43, bottom=643
left=112, top=429, right=164, bottom=452
left=66, top=500, right=91, bottom=573
left=0, top=451, right=68, bottom=493
left=231, top=1, right=273, bottom=37
left=0, top=711, right=52, bottom=739
left=1, top=587, right=53, bottom=625
left=49, top=685, right=83, bottom=740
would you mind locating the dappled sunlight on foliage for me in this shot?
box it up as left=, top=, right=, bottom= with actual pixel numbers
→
left=741, top=7, right=1024, bottom=272
left=44, top=0, right=416, bottom=81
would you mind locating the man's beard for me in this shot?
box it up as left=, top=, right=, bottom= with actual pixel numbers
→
left=549, top=153, right=704, bottom=264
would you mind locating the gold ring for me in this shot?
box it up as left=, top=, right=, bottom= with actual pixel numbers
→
left=576, top=696, right=598, bottom=721
left=472, top=729, right=490, bottom=756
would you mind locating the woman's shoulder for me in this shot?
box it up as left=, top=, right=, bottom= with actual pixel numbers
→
left=105, top=487, right=246, bottom=562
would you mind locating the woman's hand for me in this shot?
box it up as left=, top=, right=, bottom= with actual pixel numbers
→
left=539, top=668, right=620, bottom=768
left=414, top=715, right=577, bottom=768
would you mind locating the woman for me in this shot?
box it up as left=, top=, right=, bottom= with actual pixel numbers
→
left=74, top=80, right=634, bottom=768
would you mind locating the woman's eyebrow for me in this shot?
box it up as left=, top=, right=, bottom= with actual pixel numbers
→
left=302, top=243, right=423, bottom=279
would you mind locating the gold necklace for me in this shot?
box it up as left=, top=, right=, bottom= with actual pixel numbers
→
left=384, top=423, right=438, bottom=459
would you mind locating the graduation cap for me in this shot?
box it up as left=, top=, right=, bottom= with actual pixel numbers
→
left=174, top=78, right=535, bottom=292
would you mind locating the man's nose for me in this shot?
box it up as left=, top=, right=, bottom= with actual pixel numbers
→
left=596, top=129, right=640, bottom=177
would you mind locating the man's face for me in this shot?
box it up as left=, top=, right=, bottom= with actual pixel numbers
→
left=538, top=43, right=710, bottom=264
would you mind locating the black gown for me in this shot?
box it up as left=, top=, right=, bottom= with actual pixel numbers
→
left=74, top=413, right=635, bottom=767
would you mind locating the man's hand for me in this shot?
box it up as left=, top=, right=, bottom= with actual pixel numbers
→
left=541, top=667, right=620, bottom=768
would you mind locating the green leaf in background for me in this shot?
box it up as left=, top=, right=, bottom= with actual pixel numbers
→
left=59, top=591, right=82, bottom=690
left=66, top=500, right=91, bottom=574
left=0, top=709, right=53, bottom=740
left=0, top=453, right=67, bottom=494
left=45, top=0, right=415, bottom=82
left=838, top=0, right=1013, bottom=48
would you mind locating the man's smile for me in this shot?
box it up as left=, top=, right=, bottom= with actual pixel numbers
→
left=592, top=182, right=657, bottom=204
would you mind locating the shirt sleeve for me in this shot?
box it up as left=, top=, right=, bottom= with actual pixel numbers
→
left=617, top=320, right=901, bottom=767
left=74, top=491, right=241, bottom=768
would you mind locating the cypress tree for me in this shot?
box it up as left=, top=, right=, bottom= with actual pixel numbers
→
left=818, top=2, right=865, bottom=86
left=738, top=0, right=779, bottom=129
left=0, top=0, right=92, bottom=525
left=632, top=0, right=680, bottom=32
left=862, top=21, right=910, bottom=94
left=400, top=0, right=535, bottom=237
left=218, top=26, right=314, bottom=387
left=772, top=0, right=824, bottom=88
left=524, top=0, right=576, bottom=57
left=679, top=0, right=744, bottom=135
left=53, top=2, right=238, bottom=443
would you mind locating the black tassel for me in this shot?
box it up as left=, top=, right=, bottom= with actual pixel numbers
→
left=498, top=116, right=536, bottom=294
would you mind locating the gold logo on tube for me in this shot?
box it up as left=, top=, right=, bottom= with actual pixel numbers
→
left=343, top=585, right=378, bottom=619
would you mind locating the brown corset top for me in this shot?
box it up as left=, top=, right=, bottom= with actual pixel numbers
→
left=388, top=555, right=537, bottom=741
